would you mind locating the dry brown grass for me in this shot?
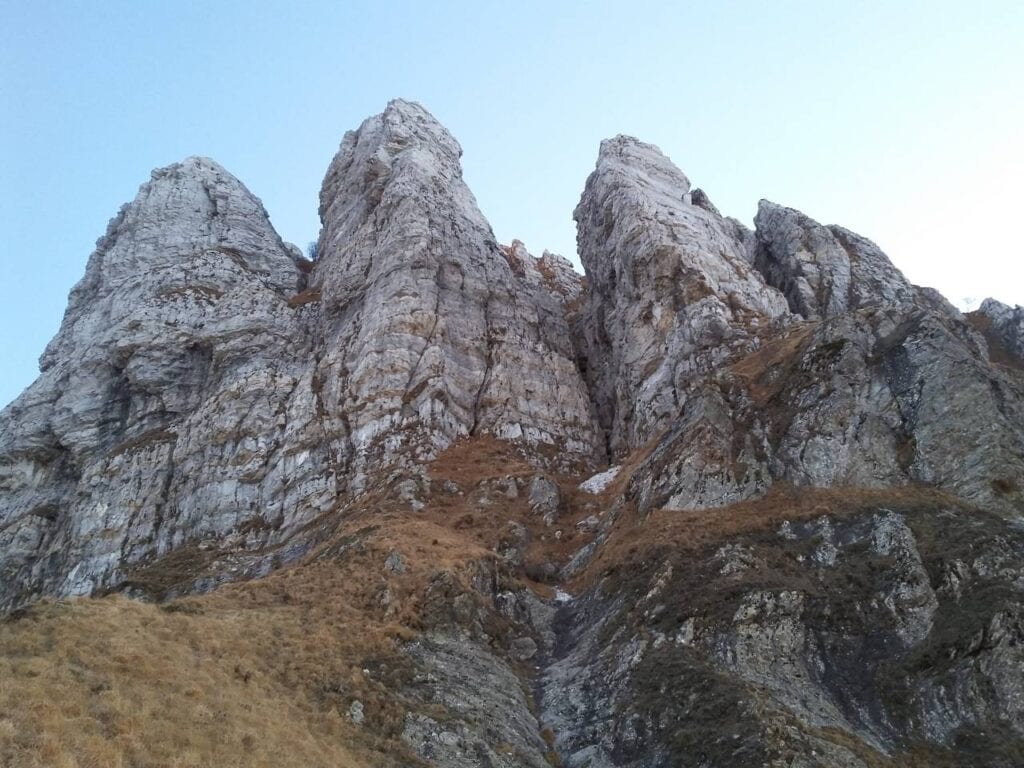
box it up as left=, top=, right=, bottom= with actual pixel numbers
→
left=287, top=288, right=323, bottom=308
left=1, top=432, right=969, bottom=767
left=0, top=594, right=368, bottom=768
left=575, top=483, right=966, bottom=591
left=0, top=436, right=600, bottom=768
left=728, top=322, right=817, bottom=404
left=0, top=505, right=494, bottom=767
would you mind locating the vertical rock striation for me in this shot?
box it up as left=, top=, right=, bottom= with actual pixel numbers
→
left=752, top=199, right=916, bottom=319
left=0, top=157, right=316, bottom=610
left=0, top=101, right=604, bottom=613
left=573, top=135, right=1024, bottom=516
left=309, top=100, right=602, bottom=495
left=574, top=135, right=791, bottom=456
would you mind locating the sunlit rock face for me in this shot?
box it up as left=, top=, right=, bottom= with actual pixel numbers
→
left=1, top=99, right=1023, bottom=768
left=573, top=135, right=791, bottom=457
left=752, top=199, right=917, bottom=320
left=310, top=99, right=603, bottom=494
left=0, top=101, right=602, bottom=612
left=572, top=136, right=1024, bottom=518
left=0, top=156, right=317, bottom=610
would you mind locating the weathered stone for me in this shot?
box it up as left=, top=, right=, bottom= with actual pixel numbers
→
left=975, top=298, right=1024, bottom=365
left=1, top=99, right=1023, bottom=768
left=349, top=699, right=365, bottom=725
left=527, top=475, right=562, bottom=525
left=574, top=135, right=791, bottom=455
left=384, top=550, right=406, bottom=574
left=0, top=100, right=606, bottom=613
left=753, top=200, right=916, bottom=319
left=510, top=636, right=538, bottom=661
left=0, top=157, right=316, bottom=611
left=312, top=100, right=603, bottom=493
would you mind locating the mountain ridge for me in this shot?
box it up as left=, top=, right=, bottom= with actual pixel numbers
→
left=1, top=98, right=1023, bottom=767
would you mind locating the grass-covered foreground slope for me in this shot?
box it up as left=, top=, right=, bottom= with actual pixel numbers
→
left=2, top=438, right=1023, bottom=767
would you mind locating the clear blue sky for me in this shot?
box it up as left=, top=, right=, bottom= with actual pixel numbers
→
left=2, top=1, right=1022, bottom=407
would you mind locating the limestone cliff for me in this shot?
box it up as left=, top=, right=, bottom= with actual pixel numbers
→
left=1, top=100, right=1023, bottom=768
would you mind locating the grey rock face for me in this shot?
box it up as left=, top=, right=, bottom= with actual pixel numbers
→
left=753, top=200, right=916, bottom=319
left=311, top=100, right=602, bottom=494
left=0, top=100, right=604, bottom=612
left=0, top=157, right=317, bottom=610
left=976, top=297, right=1024, bottom=365
left=574, top=135, right=791, bottom=456
left=403, top=635, right=551, bottom=768
left=527, top=475, right=562, bottom=525
left=622, top=300, right=1024, bottom=517
left=536, top=503, right=1024, bottom=766
left=571, top=137, right=1024, bottom=517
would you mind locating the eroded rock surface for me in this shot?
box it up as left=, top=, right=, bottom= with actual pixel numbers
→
left=974, top=297, right=1024, bottom=366
left=574, top=135, right=791, bottom=455
left=753, top=200, right=916, bottom=319
left=0, top=157, right=316, bottom=608
left=2, top=100, right=1023, bottom=767
left=571, top=135, right=1024, bottom=517
left=0, top=101, right=603, bottom=612
left=311, top=101, right=602, bottom=493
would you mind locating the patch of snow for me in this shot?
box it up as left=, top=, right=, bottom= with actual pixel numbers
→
left=579, top=465, right=622, bottom=494
left=554, top=588, right=574, bottom=604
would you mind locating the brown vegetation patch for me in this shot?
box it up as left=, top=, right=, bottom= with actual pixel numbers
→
left=965, top=310, right=1024, bottom=372
left=576, top=483, right=965, bottom=591
left=287, top=288, right=323, bottom=307
left=728, top=322, right=817, bottom=404
left=119, top=544, right=219, bottom=599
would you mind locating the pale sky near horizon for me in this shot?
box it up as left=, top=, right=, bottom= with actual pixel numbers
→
left=2, top=1, right=1022, bottom=408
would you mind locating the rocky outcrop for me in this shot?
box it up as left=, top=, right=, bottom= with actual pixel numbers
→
left=574, top=135, right=791, bottom=456
left=974, top=297, right=1024, bottom=366
left=0, top=101, right=603, bottom=613
left=310, top=100, right=602, bottom=494
left=2, top=99, right=1023, bottom=768
left=752, top=200, right=916, bottom=319
left=535, top=496, right=1024, bottom=767
left=0, top=157, right=317, bottom=611
left=570, top=136, right=1024, bottom=517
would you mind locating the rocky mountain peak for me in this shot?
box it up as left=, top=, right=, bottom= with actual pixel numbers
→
left=317, top=99, right=467, bottom=254
left=305, top=101, right=602, bottom=496
left=42, top=155, right=301, bottom=373
left=2, top=101, right=1024, bottom=768
left=591, top=134, right=692, bottom=199
left=575, top=135, right=790, bottom=454
left=971, top=297, right=1024, bottom=368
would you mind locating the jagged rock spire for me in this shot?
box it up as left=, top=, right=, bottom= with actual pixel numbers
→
left=0, top=100, right=604, bottom=612
left=0, top=156, right=311, bottom=610
left=975, top=298, right=1024, bottom=365
left=309, top=99, right=602, bottom=492
left=574, top=134, right=790, bottom=455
